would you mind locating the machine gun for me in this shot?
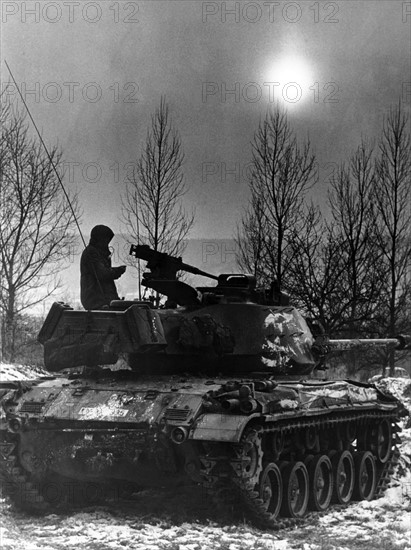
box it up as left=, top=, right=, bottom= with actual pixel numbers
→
left=130, top=244, right=219, bottom=306
left=130, top=244, right=218, bottom=281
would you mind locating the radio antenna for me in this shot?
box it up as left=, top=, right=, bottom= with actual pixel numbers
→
left=4, top=59, right=86, bottom=248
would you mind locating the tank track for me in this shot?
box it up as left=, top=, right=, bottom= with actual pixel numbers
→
left=0, top=432, right=122, bottom=512
left=0, top=410, right=402, bottom=526
left=375, top=443, right=400, bottom=498
left=0, top=432, right=49, bottom=511
left=201, top=410, right=402, bottom=529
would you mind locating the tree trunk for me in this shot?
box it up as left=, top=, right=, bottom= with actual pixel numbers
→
left=4, top=291, right=16, bottom=362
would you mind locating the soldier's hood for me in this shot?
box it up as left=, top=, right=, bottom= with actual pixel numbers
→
left=89, top=225, right=114, bottom=246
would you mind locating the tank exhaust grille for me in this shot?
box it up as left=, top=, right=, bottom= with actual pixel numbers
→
left=20, top=401, right=45, bottom=413
left=164, top=408, right=191, bottom=422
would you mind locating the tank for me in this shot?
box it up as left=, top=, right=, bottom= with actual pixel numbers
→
left=0, top=244, right=409, bottom=528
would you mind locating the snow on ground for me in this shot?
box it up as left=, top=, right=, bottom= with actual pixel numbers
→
left=0, top=366, right=410, bottom=550
left=0, top=363, right=49, bottom=382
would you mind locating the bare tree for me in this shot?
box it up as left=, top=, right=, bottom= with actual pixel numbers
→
left=327, top=140, right=386, bottom=335
left=287, top=140, right=399, bottom=376
left=287, top=205, right=348, bottom=333
left=288, top=111, right=410, bottom=377
left=237, top=108, right=317, bottom=289
left=0, top=107, right=79, bottom=362
left=122, top=98, right=194, bottom=254
left=121, top=98, right=194, bottom=300
left=372, top=103, right=411, bottom=374
left=236, top=194, right=268, bottom=282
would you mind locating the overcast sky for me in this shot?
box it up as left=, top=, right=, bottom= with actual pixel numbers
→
left=2, top=0, right=411, bottom=246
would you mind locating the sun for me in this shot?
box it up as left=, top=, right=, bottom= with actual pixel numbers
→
left=265, top=55, right=314, bottom=107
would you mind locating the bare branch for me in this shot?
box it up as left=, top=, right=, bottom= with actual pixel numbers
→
left=0, top=107, right=81, bottom=361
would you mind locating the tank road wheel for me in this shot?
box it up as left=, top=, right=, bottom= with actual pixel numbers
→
left=258, top=463, right=283, bottom=520
left=353, top=452, right=376, bottom=501
left=280, top=462, right=309, bottom=518
left=238, top=429, right=263, bottom=486
left=375, top=419, right=392, bottom=464
left=307, top=455, right=333, bottom=512
left=360, top=419, right=392, bottom=462
left=235, top=432, right=280, bottom=529
left=331, top=450, right=355, bottom=504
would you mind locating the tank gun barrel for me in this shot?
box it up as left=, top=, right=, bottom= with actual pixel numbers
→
left=129, top=244, right=218, bottom=280
left=322, top=335, right=410, bottom=352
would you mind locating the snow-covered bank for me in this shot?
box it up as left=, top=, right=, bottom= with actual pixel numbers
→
left=0, top=363, right=49, bottom=382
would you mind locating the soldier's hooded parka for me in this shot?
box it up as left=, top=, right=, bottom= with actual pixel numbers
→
left=80, top=225, right=124, bottom=310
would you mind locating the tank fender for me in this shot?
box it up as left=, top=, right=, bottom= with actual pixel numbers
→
left=189, top=413, right=260, bottom=443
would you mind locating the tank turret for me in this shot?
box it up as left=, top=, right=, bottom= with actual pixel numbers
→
left=36, top=244, right=410, bottom=375
left=0, top=244, right=409, bottom=528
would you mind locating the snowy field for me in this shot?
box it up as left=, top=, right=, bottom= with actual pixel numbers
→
left=0, top=364, right=410, bottom=550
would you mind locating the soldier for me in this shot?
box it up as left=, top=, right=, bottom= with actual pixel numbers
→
left=80, top=225, right=126, bottom=310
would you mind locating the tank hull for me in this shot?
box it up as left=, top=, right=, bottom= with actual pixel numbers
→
left=0, top=371, right=403, bottom=526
